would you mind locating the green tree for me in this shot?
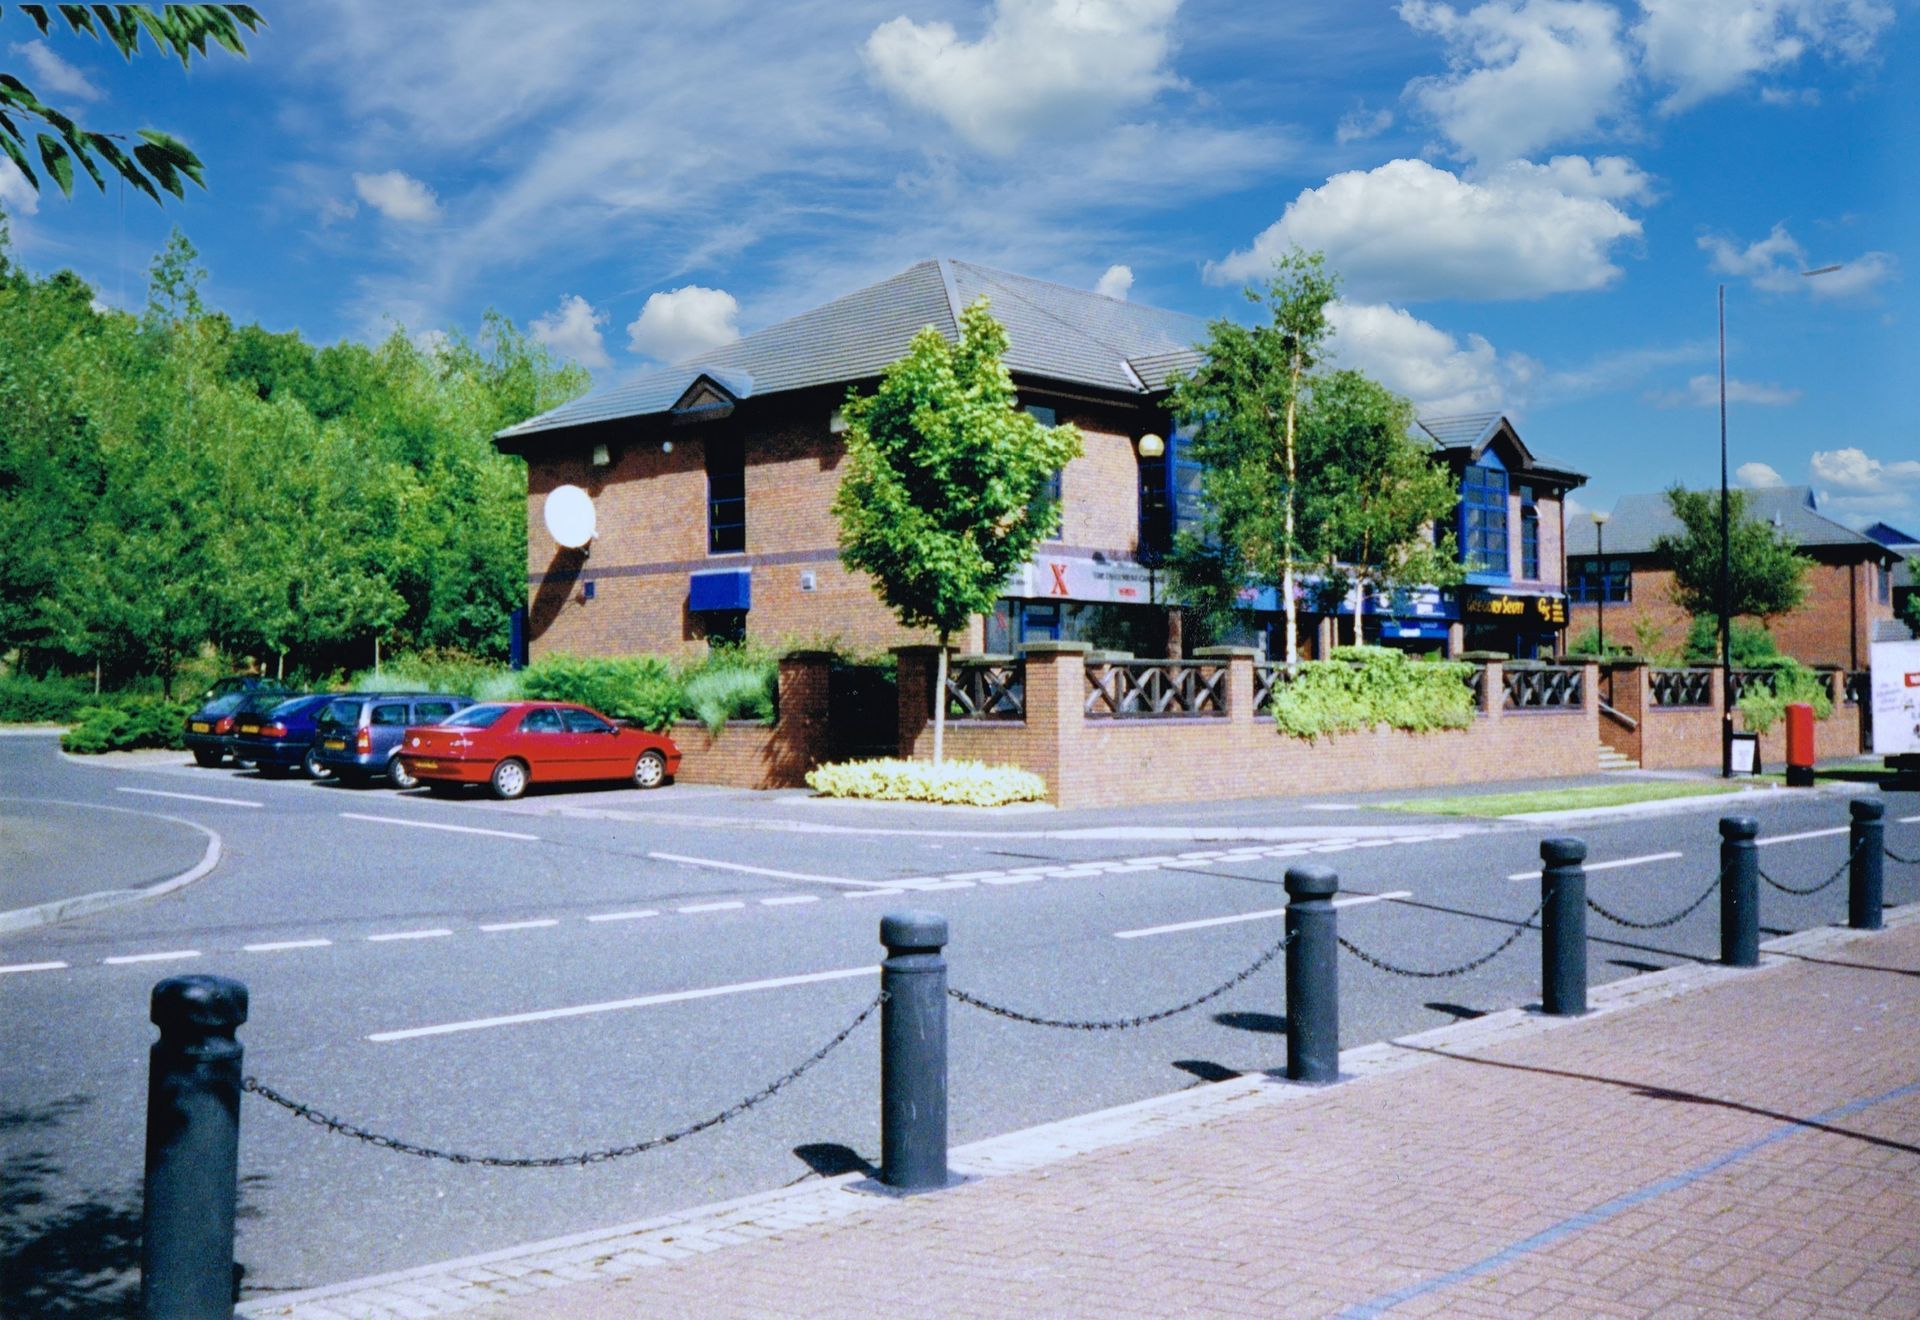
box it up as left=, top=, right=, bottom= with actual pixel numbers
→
left=1165, top=248, right=1336, bottom=669
left=2, top=4, right=260, bottom=205
left=1299, top=371, right=1462, bottom=643
left=1652, top=486, right=1812, bottom=626
left=833, top=299, right=1083, bottom=762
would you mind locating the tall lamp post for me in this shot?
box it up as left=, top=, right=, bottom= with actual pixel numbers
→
left=1137, top=432, right=1174, bottom=658
left=1592, top=509, right=1611, bottom=702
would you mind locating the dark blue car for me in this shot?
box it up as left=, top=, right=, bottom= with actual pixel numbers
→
left=232, top=693, right=339, bottom=779
left=311, top=692, right=473, bottom=788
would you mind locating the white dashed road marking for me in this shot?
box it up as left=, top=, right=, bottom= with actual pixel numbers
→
left=368, top=965, right=880, bottom=1042
left=1113, top=891, right=1414, bottom=939
left=1506, top=851, right=1683, bottom=881
left=648, top=852, right=897, bottom=889
left=116, top=787, right=261, bottom=808
left=339, top=812, right=540, bottom=842
left=104, top=950, right=202, bottom=964
left=245, top=939, right=332, bottom=953
left=2, top=961, right=68, bottom=974
left=759, top=895, right=819, bottom=907
left=479, top=919, right=559, bottom=932
left=367, top=928, right=453, bottom=942
left=677, top=901, right=745, bottom=914
left=1756, top=826, right=1849, bottom=846
left=587, top=909, right=659, bottom=923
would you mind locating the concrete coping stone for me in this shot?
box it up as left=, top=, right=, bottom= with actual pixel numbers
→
left=1193, top=646, right=1258, bottom=659
left=1019, top=641, right=1092, bottom=655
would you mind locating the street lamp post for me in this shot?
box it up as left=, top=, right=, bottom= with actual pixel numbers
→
left=1592, top=510, right=1611, bottom=701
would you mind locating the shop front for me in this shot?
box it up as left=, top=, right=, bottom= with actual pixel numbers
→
left=985, top=554, right=1170, bottom=654
left=1461, top=586, right=1569, bottom=658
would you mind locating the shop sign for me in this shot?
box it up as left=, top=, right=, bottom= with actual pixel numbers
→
left=1464, top=588, right=1568, bottom=627
left=1004, top=557, right=1163, bottom=604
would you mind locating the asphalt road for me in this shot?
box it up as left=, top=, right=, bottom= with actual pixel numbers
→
left=3, top=731, right=1916, bottom=1317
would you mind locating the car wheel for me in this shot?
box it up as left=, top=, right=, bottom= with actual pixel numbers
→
left=632, top=749, right=668, bottom=790
left=387, top=754, right=418, bottom=791
left=192, top=748, right=223, bottom=768
left=302, top=747, right=329, bottom=780
left=489, top=759, right=529, bottom=800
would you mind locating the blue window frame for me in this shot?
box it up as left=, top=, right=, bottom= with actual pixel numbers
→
left=1519, top=484, right=1540, bottom=580
left=1459, top=461, right=1509, bottom=580
left=1569, top=557, right=1631, bottom=603
left=1025, top=405, right=1064, bottom=542
left=706, top=436, right=745, bottom=554
left=1139, top=424, right=1206, bottom=554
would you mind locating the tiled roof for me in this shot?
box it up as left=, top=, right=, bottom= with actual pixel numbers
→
left=1565, top=486, right=1889, bottom=556
left=498, top=259, right=1209, bottom=441
left=1411, top=411, right=1582, bottom=481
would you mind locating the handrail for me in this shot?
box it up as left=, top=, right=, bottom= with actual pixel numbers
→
left=1598, top=701, right=1638, bottom=732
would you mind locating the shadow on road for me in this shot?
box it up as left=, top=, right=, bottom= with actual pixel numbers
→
left=1, top=1095, right=139, bottom=1320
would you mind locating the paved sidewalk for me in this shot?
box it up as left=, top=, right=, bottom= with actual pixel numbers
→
left=251, top=911, right=1920, bottom=1319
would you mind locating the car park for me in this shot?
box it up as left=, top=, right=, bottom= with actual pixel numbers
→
left=232, top=693, right=338, bottom=778
left=203, top=674, right=293, bottom=701
left=312, top=692, right=473, bottom=788
left=400, top=701, right=680, bottom=800
left=183, top=692, right=250, bottom=767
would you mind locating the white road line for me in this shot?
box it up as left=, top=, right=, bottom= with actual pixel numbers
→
left=587, top=909, right=659, bottom=923
left=116, top=787, right=262, bottom=809
left=245, top=939, right=332, bottom=953
left=945, top=870, right=1009, bottom=881
left=1904, top=815, right=1920, bottom=824
left=760, top=895, right=819, bottom=907
left=843, top=888, right=905, bottom=900
left=104, top=950, right=202, bottom=964
left=367, top=928, right=452, bottom=942
left=648, top=852, right=896, bottom=889
left=1756, top=826, right=1849, bottom=847
left=981, top=874, right=1043, bottom=885
left=1507, top=851, right=1683, bottom=882
left=479, top=919, right=559, bottom=932
left=911, top=880, right=977, bottom=891
left=1115, top=892, right=1412, bottom=939
left=369, top=965, right=880, bottom=1042
left=2, top=961, right=68, bottom=974
left=339, top=812, right=540, bottom=842
left=677, top=901, right=745, bottom=914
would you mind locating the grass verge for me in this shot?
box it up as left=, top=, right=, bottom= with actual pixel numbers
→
left=1374, top=780, right=1764, bottom=817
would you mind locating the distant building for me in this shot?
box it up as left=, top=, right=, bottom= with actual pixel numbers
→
left=1862, top=521, right=1919, bottom=639
left=1564, top=486, right=1903, bottom=669
left=495, top=261, right=1583, bottom=663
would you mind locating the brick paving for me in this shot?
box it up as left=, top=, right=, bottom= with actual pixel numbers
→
left=458, top=921, right=1920, bottom=1319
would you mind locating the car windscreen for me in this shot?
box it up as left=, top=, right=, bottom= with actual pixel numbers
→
left=315, top=699, right=363, bottom=733
left=238, top=692, right=287, bottom=715
left=439, top=704, right=509, bottom=729
left=198, top=693, right=247, bottom=717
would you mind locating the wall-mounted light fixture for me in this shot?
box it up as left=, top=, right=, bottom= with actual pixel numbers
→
left=591, top=442, right=611, bottom=467
left=1137, top=433, right=1165, bottom=459
left=828, top=407, right=849, bottom=434
left=661, top=440, right=674, bottom=454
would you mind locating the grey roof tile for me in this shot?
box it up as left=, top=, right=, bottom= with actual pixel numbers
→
left=1565, top=486, right=1888, bottom=556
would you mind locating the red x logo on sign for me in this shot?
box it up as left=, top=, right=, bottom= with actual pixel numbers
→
left=1049, top=563, right=1070, bottom=596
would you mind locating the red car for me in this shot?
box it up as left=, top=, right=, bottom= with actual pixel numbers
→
left=398, top=702, right=681, bottom=800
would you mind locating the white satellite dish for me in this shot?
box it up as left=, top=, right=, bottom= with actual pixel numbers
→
left=544, top=484, right=596, bottom=550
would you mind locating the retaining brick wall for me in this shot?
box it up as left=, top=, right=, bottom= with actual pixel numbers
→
left=1599, top=664, right=1864, bottom=771
left=664, top=653, right=832, bottom=789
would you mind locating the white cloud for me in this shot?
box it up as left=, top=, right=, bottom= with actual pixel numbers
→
left=1335, top=104, right=1393, bottom=145
left=11, top=39, right=102, bottom=102
left=0, top=159, right=39, bottom=216
left=1209, top=156, right=1648, bottom=301
left=530, top=294, right=613, bottom=369
left=1645, top=374, right=1802, bottom=407
left=1327, top=301, right=1540, bottom=415
left=863, top=0, right=1182, bottom=153
left=352, top=170, right=442, bottom=223
left=1399, top=0, right=1633, bottom=163
left=1736, top=461, right=1786, bottom=486
left=626, top=286, right=740, bottom=362
left=1634, top=0, right=1894, bottom=113
left=1699, top=223, right=1896, bottom=297
left=1094, top=264, right=1134, bottom=300
left=1809, top=446, right=1920, bottom=494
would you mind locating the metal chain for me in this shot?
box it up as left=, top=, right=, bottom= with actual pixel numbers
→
left=947, top=928, right=1294, bottom=1031
left=241, top=991, right=885, bottom=1168
left=1585, top=871, right=1722, bottom=931
left=1757, top=839, right=1863, bottom=897
left=1886, top=845, right=1920, bottom=866
left=1336, top=892, right=1549, bottom=980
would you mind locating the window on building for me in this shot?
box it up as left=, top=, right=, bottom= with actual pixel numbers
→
left=1879, top=561, right=1892, bottom=604
left=1024, top=405, right=1064, bottom=542
left=1519, top=485, right=1540, bottom=580
left=706, top=436, right=745, bottom=554
left=1138, top=424, right=1206, bottom=555
left=1569, top=557, right=1631, bottom=603
left=1459, top=463, right=1509, bottom=577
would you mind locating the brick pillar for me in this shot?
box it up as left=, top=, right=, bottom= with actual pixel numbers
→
left=1581, top=659, right=1603, bottom=748
left=1020, top=641, right=1088, bottom=808
left=772, top=651, right=833, bottom=786
left=1482, top=660, right=1505, bottom=721
left=1195, top=646, right=1256, bottom=723
left=1602, top=661, right=1646, bottom=765
left=891, top=645, right=946, bottom=759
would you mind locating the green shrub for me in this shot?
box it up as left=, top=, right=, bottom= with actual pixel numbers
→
left=0, top=673, right=93, bottom=722
left=1736, top=656, right=1833, bottom=734
left=60, top=698, right=193, bottom=753
left=1684, top=616, right=1779, bottom=666
left=682, top=664, right=776, bottom=731
left=806, top=758, right=1048, bottom=806
left=349, top=648, right=521, bottom=702
left=518, top=653, right=683, bottom=729
left=1269, top=645, right=1477, bottom=740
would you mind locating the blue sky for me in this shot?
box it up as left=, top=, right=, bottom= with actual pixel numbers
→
left=7, top=1, right=1914, bottom=531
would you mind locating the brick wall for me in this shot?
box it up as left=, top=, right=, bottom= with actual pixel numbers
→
left=897, top=645, right=1601, bottom=810
left=1597, top=665, right=1864, bottom=771
left=666, top=653, right=832, bottom=789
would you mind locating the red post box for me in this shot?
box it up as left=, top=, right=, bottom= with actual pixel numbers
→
left=1784, top=701, right=1815, bottom=787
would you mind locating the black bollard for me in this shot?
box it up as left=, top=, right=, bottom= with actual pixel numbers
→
left=1850, top=798, right=1886, bottom=931
left=1540, top=838, right=1587, bottom=1016
left=879, top=912, right=949, bottom=1193
left=1284, top=865, right=1339, bottom=1084
left=142, top=975, right=247, bottom=1320
left=1719, top=816, right=1760, bottom=966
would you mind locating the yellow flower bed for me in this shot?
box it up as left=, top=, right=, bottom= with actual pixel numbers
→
left=805, top=757, right=1048, bottom=807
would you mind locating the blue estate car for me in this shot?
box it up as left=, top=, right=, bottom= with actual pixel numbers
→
left=231, top=693, right=339, bottom=779
left=311, top=692, right=473, bottom=788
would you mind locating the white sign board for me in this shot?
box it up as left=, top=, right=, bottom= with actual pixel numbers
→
left=1869, top=640, right=1920, bottom=756
left=1004, top=557, right=1161, bottom=604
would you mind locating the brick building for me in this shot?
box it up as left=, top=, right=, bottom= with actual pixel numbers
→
left=1564, top=486, right=1903, bottom=670
left=495, top=261, right=1582, bottom=664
